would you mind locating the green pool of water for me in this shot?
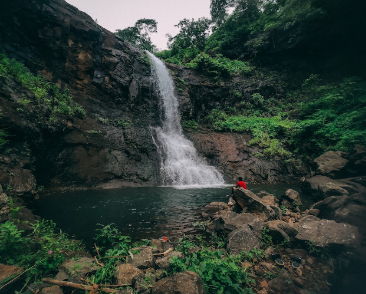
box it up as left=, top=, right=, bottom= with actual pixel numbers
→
left=36, top=184, right=303, bottom=246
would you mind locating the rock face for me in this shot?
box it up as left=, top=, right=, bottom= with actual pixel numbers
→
left=186, top=130, right=308, bottom=183
left=0, top=0, right=160, bottom=191
left=152, top=271, right=206, bottom=294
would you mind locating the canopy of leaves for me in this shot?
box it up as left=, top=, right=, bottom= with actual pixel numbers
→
left=115, top=18, right=158, bottom=52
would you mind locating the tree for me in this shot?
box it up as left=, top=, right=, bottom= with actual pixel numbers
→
left=167, top=18, right=212, bottom=52
left=115, top=19, right=158, bottom=52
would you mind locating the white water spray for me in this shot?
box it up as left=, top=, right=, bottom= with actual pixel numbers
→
left=148, top=52, right=225, bottom=187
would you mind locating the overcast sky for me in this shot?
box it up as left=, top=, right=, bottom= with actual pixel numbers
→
left=65, top=0, right=212, bottom=50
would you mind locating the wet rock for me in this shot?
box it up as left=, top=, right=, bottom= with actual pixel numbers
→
left=227, top=225, right=261, bottom=255
left=128, top=246, right=155, bottom=269
left=40, top=286, right=64, bottom=294
left=115, top=263, right=143, bottom=285
left=295, top=216, right=360, bottom=249
left=213, top=210, right=261, bottom=233
left=314, top=151, right=349, bottom=178
left=0, top=264, right=23, bottom=281
left=265, top=220, right=298, bottom=242
left=233, top=188, right=282, bottom=221
left=283, top=189, right=302, bottom=205
left=150, top=239, right=164, bottom=253
left=152, top=271, right=206, bottom=294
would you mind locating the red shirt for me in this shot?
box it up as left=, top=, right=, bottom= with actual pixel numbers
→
left=236, top=181, right=247, bottom=189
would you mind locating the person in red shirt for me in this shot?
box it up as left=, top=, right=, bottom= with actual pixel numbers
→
left=236, top=177, right=247, bottom=189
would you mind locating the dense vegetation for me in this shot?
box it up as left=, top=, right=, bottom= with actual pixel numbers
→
left=155, top=0, right=366, bottom=159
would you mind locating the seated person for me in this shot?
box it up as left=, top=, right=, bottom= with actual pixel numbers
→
left=236, top=177, right=247, bottom=189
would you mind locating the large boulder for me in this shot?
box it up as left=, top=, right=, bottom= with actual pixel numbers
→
left=295, top=216, right=360, bottom=249
left=233, top=188, right=281, bottom=221
left=227, top=225, right=262, bottom=255
left=152, top=271, right=206, bottom=294
left=314, top=151, right=349, bottom=178
left=312, top=192, right=366, bottom=228
left=213, top=211, right=261, bottom=233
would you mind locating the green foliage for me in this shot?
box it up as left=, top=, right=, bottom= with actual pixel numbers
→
left=0, top=219, right=84, bottom=283
left=0, top=128, right=8, bottom=149
left=187, top=53, right=251, bottom=77
left=170, top=249, right=255, bottom=293
left=0, top=221, right=28, bottom=264
left=240, top=248, right=267, bottom=262
left=0, top=53, right=85, bottom=120
left=294, top=77, right=366, bottom=155
left=182, top=120, right=199, bottom=130
left=90, top=224, right=132, bottom=285
left=260, top=227, right=273, bottom=248
left=115, top=19, right=158, bottom=52
left=94, top=223, right=131, bottom=251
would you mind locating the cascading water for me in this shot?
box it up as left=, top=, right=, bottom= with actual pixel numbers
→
left=148, top=52, right=225, bottom=187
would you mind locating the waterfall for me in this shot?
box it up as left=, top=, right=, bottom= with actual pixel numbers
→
left=147, top=52, right=225, bottom=187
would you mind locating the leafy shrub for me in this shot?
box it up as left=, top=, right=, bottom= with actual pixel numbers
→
left=0, top=219, right=84, bottom=282
left=170, top=249, right=255, bottom=294
left=187, top=53, right=251, bottom=77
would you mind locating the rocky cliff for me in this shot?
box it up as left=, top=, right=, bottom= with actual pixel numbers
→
left=0, top=0, right=161, bottom=194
